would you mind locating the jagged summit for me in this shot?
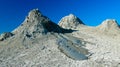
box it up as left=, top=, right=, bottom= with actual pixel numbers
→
left=28, top=8, right=42, bottom=18
left=97, top=19, right=120, bottom=31
left=58, top=14, right=84, bottom=29
left=12, top=9, right=66, bottom=37
left=27, top=9, right=41, bottom=19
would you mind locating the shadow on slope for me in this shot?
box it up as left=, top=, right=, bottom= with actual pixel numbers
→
left=41, top=16, right=77, bottom=34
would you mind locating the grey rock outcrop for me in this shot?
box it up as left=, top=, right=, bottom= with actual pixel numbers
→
left=13, top=9, right=47, bottom=36
left=13, top=9, right=63, bottom=38
left=0, top=32, right=14, bottom=41
left=58, top=14, right=84, bottom=29
left=97, top=19, right=120, bottom=31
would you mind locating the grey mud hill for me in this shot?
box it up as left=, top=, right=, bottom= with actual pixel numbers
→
left=0, top=9, right=120, bottom=67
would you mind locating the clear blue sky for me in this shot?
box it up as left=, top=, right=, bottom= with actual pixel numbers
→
left=0, top=0, right=120, bottom=34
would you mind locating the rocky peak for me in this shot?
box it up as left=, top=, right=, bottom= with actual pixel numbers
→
left=12, top=9, right=62, bottom=38
left=13, top=9, right=47, bottom=36
left=58, top=14, right=84, bottom=29
left=28, top=9, right=42, bottom=18
left=97, top=19, right=119, bottom=31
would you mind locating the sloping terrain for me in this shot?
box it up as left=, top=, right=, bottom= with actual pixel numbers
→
left=0, top=9, right=120, bottom=67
